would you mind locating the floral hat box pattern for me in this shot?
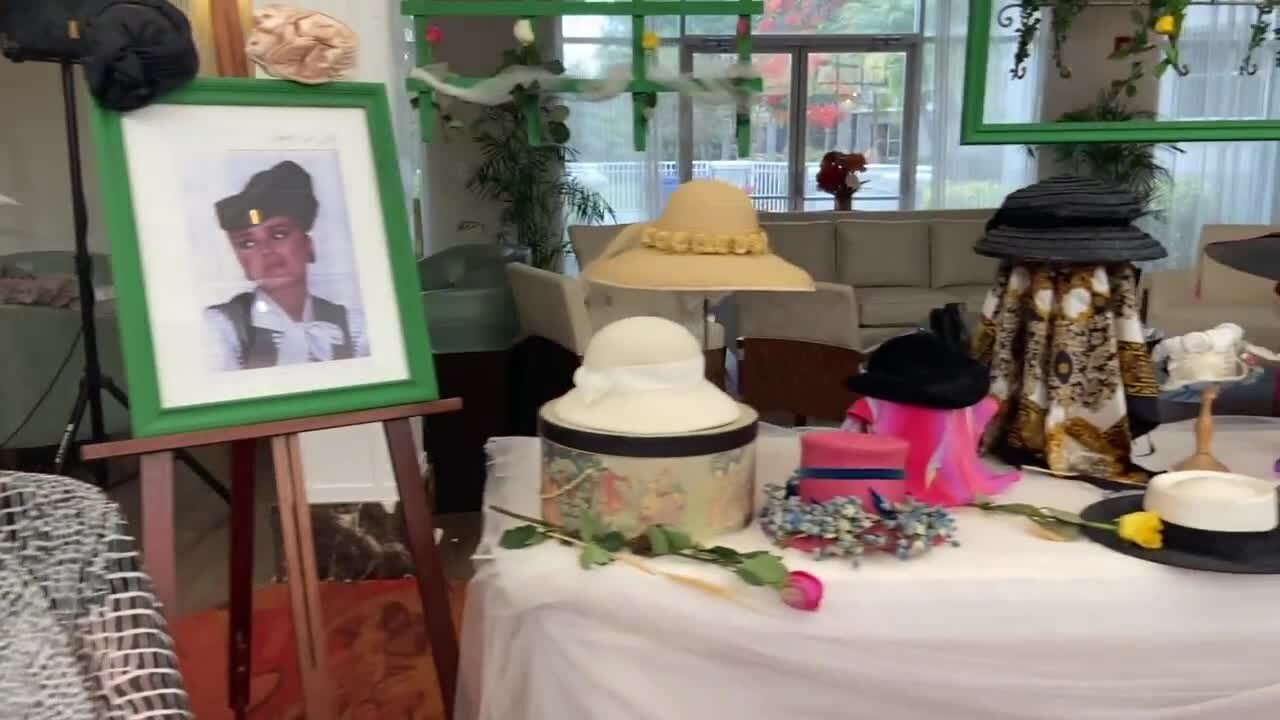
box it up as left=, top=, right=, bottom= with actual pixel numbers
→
left=539, top=317, right=758, bottom=541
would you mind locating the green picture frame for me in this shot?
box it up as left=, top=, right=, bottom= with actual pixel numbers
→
left=962, top=0, right=1280, bottom=145
left=91, top=78, right=437, bottom=438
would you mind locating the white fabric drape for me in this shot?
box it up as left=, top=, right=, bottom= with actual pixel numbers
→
left=1153, top=6, right=1280, bottom=269
left=916, top=0, right=1041, bottom=209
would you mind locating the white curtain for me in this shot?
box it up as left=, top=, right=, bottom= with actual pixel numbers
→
left=916, top=0, right=1041, bottom=209
left=1152, top=5, right=1280, bottom=269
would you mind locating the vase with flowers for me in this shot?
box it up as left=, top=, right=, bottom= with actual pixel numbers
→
left=816, top=151, right=867, bottom=211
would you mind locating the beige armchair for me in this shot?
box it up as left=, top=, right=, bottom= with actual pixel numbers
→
left=1145, top=225, right=1280, bottom=349
left=505, top=263, right=727, bottom=387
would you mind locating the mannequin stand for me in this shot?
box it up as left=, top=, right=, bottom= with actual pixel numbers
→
left=1173, top=384, right=1229, bottom=473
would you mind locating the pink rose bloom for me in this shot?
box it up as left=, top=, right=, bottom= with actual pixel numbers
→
left=425, top=25, right=444, bottom=44
left=736, top=17, right=750, bottom=36
left=780, top=571, right=823, bottom=611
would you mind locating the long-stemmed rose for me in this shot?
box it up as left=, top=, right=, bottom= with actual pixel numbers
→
left=973, top=499, right=1163, bottom=549
left=492, top=506, right=824, bottom=611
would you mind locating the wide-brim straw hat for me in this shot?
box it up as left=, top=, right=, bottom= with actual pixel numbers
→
left=975, top=175, right=1167, bottom=264
left=583, top=180, right=816, bottom=292
left=553, top=316, right=741, bottom=435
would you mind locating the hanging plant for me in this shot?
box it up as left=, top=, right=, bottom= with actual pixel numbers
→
left=1049, top=0, right=1090, bottom=78
left=1010, top=0, right=1042, bottom=79
left=1241, top=1, right=1280, bottom=75
left=1150, top=0, right=1192, bottom=77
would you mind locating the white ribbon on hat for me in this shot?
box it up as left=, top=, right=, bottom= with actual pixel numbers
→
left=572, top=357, right=705, bottom=405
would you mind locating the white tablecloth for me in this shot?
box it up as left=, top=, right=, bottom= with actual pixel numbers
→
left=458, top=418, right=1280, bottom=720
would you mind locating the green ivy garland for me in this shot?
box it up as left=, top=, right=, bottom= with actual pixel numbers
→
left=1242, top=0, right=1280, bottom=75
left=1010, top=0, right=1042, bottom=79
left=1049, top=0, right=1090, bottom=78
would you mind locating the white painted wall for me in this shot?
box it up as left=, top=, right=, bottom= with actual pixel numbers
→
left=0, top=60, right=107, bottom=254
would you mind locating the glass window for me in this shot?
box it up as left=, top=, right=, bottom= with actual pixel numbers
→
left=686, top=0, right=919, bottom=36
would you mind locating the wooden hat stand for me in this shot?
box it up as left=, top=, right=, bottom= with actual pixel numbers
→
left=83, top=399, right=463, bottom=720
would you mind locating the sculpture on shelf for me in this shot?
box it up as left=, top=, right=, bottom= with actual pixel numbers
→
left=246, top=5, right=357, bottom=85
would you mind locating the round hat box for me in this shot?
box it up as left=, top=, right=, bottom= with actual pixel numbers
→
left=538, top=402, right=759, bottom=541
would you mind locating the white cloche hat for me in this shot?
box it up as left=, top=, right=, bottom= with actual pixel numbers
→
left=553, top=316, right=740, bottom=435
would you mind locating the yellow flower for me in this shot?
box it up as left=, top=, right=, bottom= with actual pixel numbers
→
left=1154, top=15, right=1177, bottom=35
left=1116, top=511, right=1163, bottom=550
left=642, top=31, right=661, bottom=51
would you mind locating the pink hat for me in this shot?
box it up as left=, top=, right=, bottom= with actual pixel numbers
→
left=795, top=431, right=909, bottom=508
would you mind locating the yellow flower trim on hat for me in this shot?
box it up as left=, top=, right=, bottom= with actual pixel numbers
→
left=642, top=226, right=769, bottom=255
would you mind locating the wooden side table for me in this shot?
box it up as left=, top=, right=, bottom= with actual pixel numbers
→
left=739, top=338, right=863, bottom=425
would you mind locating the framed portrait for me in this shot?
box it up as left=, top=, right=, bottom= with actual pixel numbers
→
left=91, top=78, right=437, bottom=437
left=962, top=0, right=1280, bottom=145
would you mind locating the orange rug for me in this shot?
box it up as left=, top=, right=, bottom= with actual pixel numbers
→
left=173, top=579, right=467, bottom=720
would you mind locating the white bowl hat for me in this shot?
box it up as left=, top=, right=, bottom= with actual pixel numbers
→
left=1144, top=470, right=1279, bottom=533
left=553, top=316, right=740, bottom=435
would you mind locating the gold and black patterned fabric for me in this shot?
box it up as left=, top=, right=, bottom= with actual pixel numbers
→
left=974, top=262, right=1160, bottom=483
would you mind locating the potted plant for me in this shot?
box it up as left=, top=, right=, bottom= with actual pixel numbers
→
left=460, top=28, right=614, bottom=270
left=1048, top=64, right=1181, bottom=211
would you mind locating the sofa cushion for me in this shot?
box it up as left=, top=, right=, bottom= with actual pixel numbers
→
left=857, top=286, right=957, bottom=327
left=937, top=283, right=992, bottom=314
left=1148, top=302, right=1280, bottom=350
left=930, top=220, right=999, bottom=288
left=836, top=220, right=930, bottom=287
left=762, top=221, right=837, bottom=282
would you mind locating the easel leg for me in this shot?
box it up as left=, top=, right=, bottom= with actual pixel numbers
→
left=384, top=418, right=458, bottom=717
left=140, top=451, right=178, bottom=613
left=228, top=439, right=256, bottom=720
left=271, top=434, right=331, bottom=720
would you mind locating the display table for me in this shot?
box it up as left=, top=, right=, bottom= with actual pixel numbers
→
left=459, top=418, right=1280, bottom=720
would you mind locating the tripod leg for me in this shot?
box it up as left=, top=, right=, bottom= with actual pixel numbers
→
left=54, top=378, right=89, bottom=475
left=227, top=439, right=256, bottom=720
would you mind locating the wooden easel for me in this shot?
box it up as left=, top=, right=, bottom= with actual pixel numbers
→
left=82, top=399, right=463, bottom=720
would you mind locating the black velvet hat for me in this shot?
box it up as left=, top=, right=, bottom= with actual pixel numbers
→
left=82, top=0, right=199, bottom=112
left=845, top=331, right=991, bottom=410
left=1205, top=233, right=1280, bottom=282
left=215, top=161, right=318, bottom=233
left=1081, top=494, right=1280, bottom=574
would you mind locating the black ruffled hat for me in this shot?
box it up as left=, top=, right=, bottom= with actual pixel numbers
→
left=215, top=161, right=318, bottom=233
left=975, top=175, right=1167, bottom=264
left=845, top=331, right=990, bottom=410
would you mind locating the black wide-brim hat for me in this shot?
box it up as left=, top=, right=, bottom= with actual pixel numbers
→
left=216, top=161, right=318, bottom=233
left=975, top=176, right=1167, bottom=264
left=845, top=331, right=990, bottom=410
left=1205, top=233, right=1280, bottom=282
left=1081, top=494, right=1280, bottom=574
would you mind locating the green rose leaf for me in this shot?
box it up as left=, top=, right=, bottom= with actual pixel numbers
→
left=577, top=511, right=605, bottom=541
left=740, top=550, right=774, bottom=558
left=1044, top=508, right=1084, bottom=524
left=597, top=531, right=627, bottom=552
left=548, top=121, right=571, bottom=145
left=707, top=545, right=740, bottom=560
left=499, top=525, right=542, bottom=549
left=735, top=566, right=765, bottom=586
left=738, top=554, right=788, bottom=588
left=663, top=527, right=693, bottom=552
left=647, top=526, right=671, bottom=556
left=1030, top=518, right=1082, bottom=542
left=579, top=542, right=613, bottom=569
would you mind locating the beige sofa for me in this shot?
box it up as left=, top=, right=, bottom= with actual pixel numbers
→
left=743, top=210, right=998, bottom=349
left=1144, top=224, right=1280, bottom=349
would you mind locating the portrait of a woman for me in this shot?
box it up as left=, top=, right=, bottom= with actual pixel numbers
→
left=205, top=160, right=370, bottom=371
